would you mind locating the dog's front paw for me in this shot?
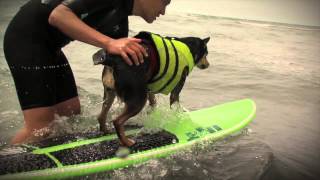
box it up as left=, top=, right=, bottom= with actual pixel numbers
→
left=170, top=94, right=179, bottom=106
left=116, top=147, right=131, bottom=158
left=120, top=138, right=136, bottom=147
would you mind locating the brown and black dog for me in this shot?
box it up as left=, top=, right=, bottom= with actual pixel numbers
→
left=93, top=31, right=210, bottom=147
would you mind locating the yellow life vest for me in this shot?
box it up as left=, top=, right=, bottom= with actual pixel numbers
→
left=147, top=33, right=195, bottom=95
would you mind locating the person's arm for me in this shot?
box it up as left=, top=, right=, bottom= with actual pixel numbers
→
left=48, top=4, right=147, bottom=65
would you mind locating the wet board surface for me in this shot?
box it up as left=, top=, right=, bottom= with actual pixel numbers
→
left=0, top=99, right=256, bottom=180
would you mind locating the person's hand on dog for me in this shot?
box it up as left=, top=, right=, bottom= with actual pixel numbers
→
left=105, top=37, right=148, bottom=66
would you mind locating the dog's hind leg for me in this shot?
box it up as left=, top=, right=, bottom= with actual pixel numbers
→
left=113, top=97, right=147, bottom=147
left=98, top=87, right=116, bottom=133
left=148, top=93, right=156, bottom=108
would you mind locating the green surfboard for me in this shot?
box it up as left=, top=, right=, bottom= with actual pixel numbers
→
left=0, top=99, right=256, bottom=179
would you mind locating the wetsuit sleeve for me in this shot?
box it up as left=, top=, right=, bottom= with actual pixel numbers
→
left=61, top=0, right=117, bottom=16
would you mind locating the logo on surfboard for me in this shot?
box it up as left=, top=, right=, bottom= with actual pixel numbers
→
left=186, top=125, right=222, bottom=141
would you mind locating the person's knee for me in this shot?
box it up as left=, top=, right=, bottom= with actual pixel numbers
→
left=23, top=107, right=55, bottom=129
left=71, top=103, right=81, bottom=115
left=69, top=98, right=81, bottom=115
left=54, top=97, right=81, bottom=117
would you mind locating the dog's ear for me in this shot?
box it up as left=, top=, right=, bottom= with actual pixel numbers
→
left=203, top=37, right=210, bottom=44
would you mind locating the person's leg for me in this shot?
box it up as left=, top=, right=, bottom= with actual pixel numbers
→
left=11, top=107, right=55, bottom=144
left=7, top=50, right=80, bottom=144
left=4, top=5, right=81, bottom=144
left=54, top=96, right=81, bottom=117
left=11, top=96, right=81, bottom=144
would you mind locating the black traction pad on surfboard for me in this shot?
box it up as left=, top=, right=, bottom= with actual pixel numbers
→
left=0, top=153, right=57, bottom=175
left=30, top=131, right=106, bottom=148
left=31, top=125, right=142, bottom=148
left=0, top=130, right=178, bottom=175
left=52, top=131, right=178, bottom=165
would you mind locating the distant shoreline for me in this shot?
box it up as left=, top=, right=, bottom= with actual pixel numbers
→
left=182, top=12, right=320, bottom=30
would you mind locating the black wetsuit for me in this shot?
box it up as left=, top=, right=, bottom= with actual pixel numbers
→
left=3, top=0, right=133, bottom=110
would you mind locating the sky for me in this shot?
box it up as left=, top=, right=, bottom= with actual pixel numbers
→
left=167, top=0, right=320, bottom=27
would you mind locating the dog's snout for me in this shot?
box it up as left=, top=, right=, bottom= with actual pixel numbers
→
left=200, top=64, right=208, bottom=69
left=197, top=57, right=210, bottom=69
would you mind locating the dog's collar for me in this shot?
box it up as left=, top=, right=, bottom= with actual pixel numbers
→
left=149, top=45, right=158, bottom=80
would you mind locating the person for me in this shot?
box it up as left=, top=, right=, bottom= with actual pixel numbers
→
left=3, top=0, right=171, bottom=144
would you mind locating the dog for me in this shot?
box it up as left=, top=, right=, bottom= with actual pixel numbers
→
left=93, top=31, right=210, bottom=147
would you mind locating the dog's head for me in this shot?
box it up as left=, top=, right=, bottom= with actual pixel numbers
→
left=195, top=37, right=210, bottom=69
left=174, top=37, right=210, bottom=70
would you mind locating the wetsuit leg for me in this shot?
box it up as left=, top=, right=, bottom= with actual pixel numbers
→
left=53, top=50, right=78, bottom=105
left=3, top=9, right=78, bottom=110
left=3, top=38, right=78, bottom=110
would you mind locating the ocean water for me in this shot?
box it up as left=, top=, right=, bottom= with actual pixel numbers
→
left=1, top=0, right=320, bottom=179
